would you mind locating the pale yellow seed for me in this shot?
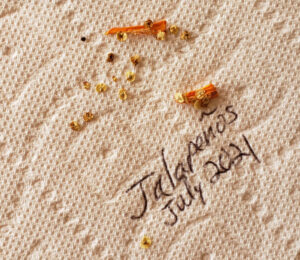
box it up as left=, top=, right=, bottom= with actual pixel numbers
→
left=83, top=112, right=94, bottom=122
left=169, top=25, right=179, bottom=34
left=96, top=83, right=108, bottom=93
left=157, top=30, right=166, bottom=40
left=119, top=88, right=127, bottom=100
left=125, top=71, right=136, bottom=82
left=116, top=32, right=128, bottom=42
left=174, top=92, right=185, bottom=103
left=83, top=81, right=91, bottom=90
left=180, top=31, right=191, bottom=40
left=130, top=55, right=140, bottom=66
left=69, top=121, right=81, bottom=131
left=140, top=236, right=152, bottom=249
left=112, top=76, right=118, bottom=82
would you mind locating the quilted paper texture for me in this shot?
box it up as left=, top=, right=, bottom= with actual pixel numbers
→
left=0, top=0, right=299, bottom=259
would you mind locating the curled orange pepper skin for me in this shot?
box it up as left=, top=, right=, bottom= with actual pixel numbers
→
left=105, top=20, right=167, bottom=35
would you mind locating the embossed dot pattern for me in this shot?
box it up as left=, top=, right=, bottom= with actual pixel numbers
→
left=0, top=0, right=299, bottom=259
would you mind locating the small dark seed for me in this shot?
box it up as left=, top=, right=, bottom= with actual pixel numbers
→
left=106, top=53, right=114, bottom=62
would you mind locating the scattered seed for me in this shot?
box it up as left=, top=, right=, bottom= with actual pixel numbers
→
left=125, top=71, right=136, bottom=82
left=180, top=31, right=191, bottom=40
left=81, top=37, right=86, bottom=42
left=156, top=30, right=166, bottom=40
left=130, top=55, right=140, bottom=66
left=96, top=83, right=108, bottom=93
left=169, top=25, right=179, bottom=34
left=69, top=121, right=81, bottom=131
left=106, top=53, right=114, bottom=62
left=140, top=236, right=152, bottom=249
left=116, top=32, right=128, bottom=42
left=119, top=88, right=127, bottom=100
left=112, top=76, right=118, bottom=82
left=83, top=112, right=94, bottom=122
left=144, top=19, right=153, bottom=28
left=83, top=81, right=91, bottom=90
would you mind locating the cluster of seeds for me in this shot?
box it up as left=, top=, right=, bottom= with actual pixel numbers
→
left=70, top=52, right=141, bottom=130
left=169, top=25, right=191, bottom=40
left=69, top=81, right=108, bottom=131
left=69, top=111, right=95, bottom=131
left=72, top=21, right=196, bottom=136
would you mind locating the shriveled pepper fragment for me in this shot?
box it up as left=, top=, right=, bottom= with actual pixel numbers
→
left=105, top=20, right=167, bottom=38
left=175, top=83, right=218, bottom=108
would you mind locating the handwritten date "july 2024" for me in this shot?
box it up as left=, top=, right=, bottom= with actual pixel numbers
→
left=126, top=106, right=261, bottom=226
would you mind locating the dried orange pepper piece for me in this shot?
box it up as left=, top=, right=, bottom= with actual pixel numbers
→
left=105, top=20, right=167, bottom=36
left=175, top=83, right=218, bottom=107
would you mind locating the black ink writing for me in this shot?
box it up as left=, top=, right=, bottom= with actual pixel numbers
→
left=177, top=194, right=192, bottom=211
left=154, top=175, right=172, bottom=200
left=199, top=107, right=217, bottom=122
left=186, top=106, right=238, bottom=173
left=125, top=105, right=261, bottom=227
left=216, top=114, right=226, bottom=133
left=162, top=199, right=178, bottom=226
left=204, top=135, right=260, bottom=183
left=187, top=135, right=204, bottom=172
left=161, top=148, right=175, bottom=189
left=194, top=182, right=206, bottom=205
left=126, top=172, right=155, bottom=219
left=225, top=105, right=238, bottom=124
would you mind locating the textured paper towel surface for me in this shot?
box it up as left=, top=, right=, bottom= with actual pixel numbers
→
left=0, top=0, right=299, bottom=259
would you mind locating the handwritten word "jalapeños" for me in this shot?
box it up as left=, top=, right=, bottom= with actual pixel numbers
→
left=125, top=106, right=260, bottom=226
